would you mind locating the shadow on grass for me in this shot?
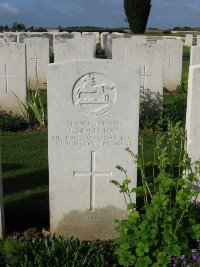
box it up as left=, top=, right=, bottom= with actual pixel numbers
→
left=2, top=163, right=25, bottom=173
left=3, top=168, right=49, bottom=195
left=4, top=190, right=49, bottom=234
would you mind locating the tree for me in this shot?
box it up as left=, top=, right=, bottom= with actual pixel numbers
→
left=124, top=0, right=152, bottom=34
left=12, top=21, right=26, bottom=30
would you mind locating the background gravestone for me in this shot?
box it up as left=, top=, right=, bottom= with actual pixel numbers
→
left=71, top=32, right=82, bottom=38
left=18, top=32, right=54, bottom=54
left=125, top=43, right=164, bottom=95
left=185, top=34, right=193, bottom=47
left=48, top=59, right=140, bottom=240
left=186, top=64, right=200, bottom=201
left=0, top=42, right=26, bottom=114
left=157, top=39, right=183, bottom=91
left=101, top=32, right=109, bottom=50
left=105, top=34, right=124, bottom=59
left=3, top=33, right=17, bottom=42
left=53, top=33, right=74, bottom=45
left=54, top=38, right=95, bottom=62
left=112, top=36, right=147, bottom=62
left=197, top=35, right=200, bottom=46
left=190, top=46, right=200, bottom=65
left=25, top=37, right=49, bottom=90
left=82, top=32, right=99, bottom=44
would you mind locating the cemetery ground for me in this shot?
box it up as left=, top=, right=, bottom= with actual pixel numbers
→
left=1, top=47, right=200, bottom=266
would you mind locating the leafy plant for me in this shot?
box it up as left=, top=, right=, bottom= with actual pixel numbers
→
left=0, top=235, right=119, bottom=267
left=96, top=42, right=105, bottom=55
left=15, top=89, right=47, bottom=126
left=0, top=109, right=28, bottom=132
left=140, top=89, right=163, bottom=131
left=163, top=95, right=187, bottom=127
left=111, top=123, right=200, bottom=267
left=0, top=236, right=20, bottom=266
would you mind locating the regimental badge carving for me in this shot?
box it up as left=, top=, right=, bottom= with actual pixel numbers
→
left=72, top=73, right=116, bottom=116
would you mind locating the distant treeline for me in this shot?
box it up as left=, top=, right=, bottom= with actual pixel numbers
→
left=1, top=22, right=200, bottom=32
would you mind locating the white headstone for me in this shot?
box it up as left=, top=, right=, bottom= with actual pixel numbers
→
left=101, top=32, right=109, bottom=50
left=24, top=37, right=49, bottom=90
left=3, top=32, right=17, bottom=42
left=157, top=39, right=183, bottom=91
left=82, top=32, right=100, bottom=44
left=0, top=152, right=5, bottom=238
left=0, top=43, right=26, bottom=114
left=53, top=32, right=74, bottom=44
left=71, top=32, right=82, bottom=38
left=112, top=36, right=147, bottom=62
left=185, top=34, right=193, bottom=47
left=186, top=64, right=200, bottom=199
left=125, top=43, right=164, bottom=95
left=48, top=59, right=140, bottom=240
left=17, top=32, right=54, bottom=54
left=190, top=46, right=200, bottom=65
left=197, top=35, right=200, bottom=46
left=54, top=38, right=95, bottom=62
left=106, top=34, right=125, bottom=59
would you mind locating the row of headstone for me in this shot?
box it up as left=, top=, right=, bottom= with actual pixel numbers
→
left=0, top=38, right=50, bottom=113
left=2, top=31, right=103, bottom=46
left=108, top=35, right=183, bottom=92
left=0, top=33, right=185, bottom=114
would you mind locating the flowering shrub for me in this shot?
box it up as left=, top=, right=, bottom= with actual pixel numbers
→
left=112, top=123, right=200, bottom=267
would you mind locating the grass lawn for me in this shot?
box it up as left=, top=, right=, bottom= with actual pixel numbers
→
left=1, top=132, right=49, bottom=233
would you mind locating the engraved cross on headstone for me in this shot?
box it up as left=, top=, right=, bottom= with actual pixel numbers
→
left=168, top=53, right=177, bottom=69
left=31, top=52, right=42, bottom=80
left=0, top=65, right=15, bottom=93
left=140, top=65, right=152, bottom=93
left=74, top=151, right=112, bottom=212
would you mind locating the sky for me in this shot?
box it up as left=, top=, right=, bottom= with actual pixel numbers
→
left=0, top=0, right=200, bottom=29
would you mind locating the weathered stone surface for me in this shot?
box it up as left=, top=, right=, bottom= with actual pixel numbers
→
left=125, top=43, right=164, bottom=95
left=53, top=33, right=74, bottom=44
left=157, top=39, right=183, bottom=91
left=71, top=32, right=82, bottom=38
left=190, top=46, right=200, bottom=65
left=3, top=32, right=17, bottom=42
left=24, top=37, right=49, bottom=90
left=186, top=64, right=200, bottom=200
left=112, top=36, right=147, bottom=62
left=48, top=59, right=140, bottom=240
left=101, top=32, right=109, bottom=50
left=185, top=34, right=193, bottom=47
left=105, top=34, right=123, bottom=59
left=82, top=32, right=100, bottom=44
left=54, top=38, right=95, bottom=62
left=0, top=42, right=26, bottom=114
left=18, top=32, right=53, bottom=54
left=197, top=35, right=200, bottom=46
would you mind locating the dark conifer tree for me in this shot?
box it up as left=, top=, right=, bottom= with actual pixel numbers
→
left=124, top=0, right=152, bottom=34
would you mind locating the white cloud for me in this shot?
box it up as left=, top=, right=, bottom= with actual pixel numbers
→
left=0, top=2, right=20, bottom=15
